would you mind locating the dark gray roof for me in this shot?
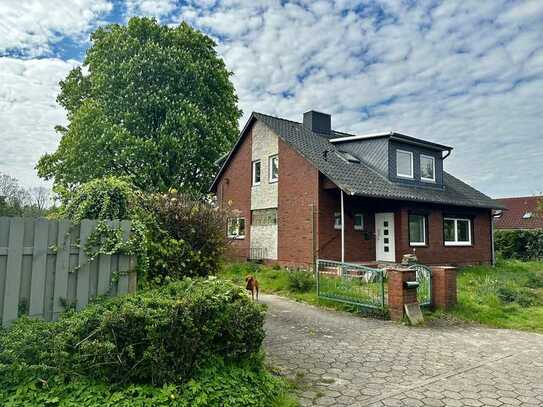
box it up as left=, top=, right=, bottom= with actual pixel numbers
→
left=211, top=112, right=503, bottom=209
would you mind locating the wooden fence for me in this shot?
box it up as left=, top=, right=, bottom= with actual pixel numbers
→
left=0, top=217, right=137, bottom=327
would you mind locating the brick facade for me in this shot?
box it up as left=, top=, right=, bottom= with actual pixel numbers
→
left=215, top=125, right=252, bottom=261
left=277, top=139, right=319, bottom=267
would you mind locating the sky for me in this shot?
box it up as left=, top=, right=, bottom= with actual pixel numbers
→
left=0, top=0, right=542, bottom=198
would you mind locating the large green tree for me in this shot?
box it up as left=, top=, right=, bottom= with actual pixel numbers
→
left=37, top=17, right=241, bottom=194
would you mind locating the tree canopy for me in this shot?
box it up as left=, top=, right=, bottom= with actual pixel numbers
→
left=37, top=17, right=241, bottom=195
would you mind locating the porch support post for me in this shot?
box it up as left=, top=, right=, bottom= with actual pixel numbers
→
left=341, top=189, right=345, bottom=263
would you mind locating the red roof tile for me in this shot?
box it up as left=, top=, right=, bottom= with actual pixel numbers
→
left=494, top=196, right=543, bottom=230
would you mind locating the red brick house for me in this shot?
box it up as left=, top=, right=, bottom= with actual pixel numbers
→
left=210, top=111, right=503, bottom=267
left=494, top=196, right=543, bottom=230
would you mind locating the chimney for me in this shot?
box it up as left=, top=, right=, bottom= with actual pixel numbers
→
left=303, top=110, right=331, bottom=134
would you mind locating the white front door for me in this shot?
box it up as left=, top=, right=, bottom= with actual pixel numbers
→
left=375, top=212, right=395, bottom=262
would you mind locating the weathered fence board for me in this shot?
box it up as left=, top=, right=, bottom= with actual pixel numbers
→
left=0, top=217, right=137, bottom=327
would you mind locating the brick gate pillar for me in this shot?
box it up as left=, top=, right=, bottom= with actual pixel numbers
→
left=387, top=268, right=418, bottom=321
left=431, top=266, right=457, bottom=310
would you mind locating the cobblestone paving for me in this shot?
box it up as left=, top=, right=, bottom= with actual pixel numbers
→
left=262, top=294, right=543, bottom=407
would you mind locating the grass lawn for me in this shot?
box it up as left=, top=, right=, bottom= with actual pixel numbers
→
left=220, top=260, right=543, bottom=333
left=219, top=263, right=364, bottom=314
left=428, top=259, right=543, bottom=333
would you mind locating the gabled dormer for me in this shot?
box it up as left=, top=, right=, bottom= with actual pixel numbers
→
left=329, top=131, right=452, bottom=189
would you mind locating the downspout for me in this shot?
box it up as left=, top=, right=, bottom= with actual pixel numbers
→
left=491, top=211, right=496, bottom=266
left=341, top=189, right=345, bottom=263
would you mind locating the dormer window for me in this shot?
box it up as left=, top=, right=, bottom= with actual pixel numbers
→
left=396, top=150, right=413, bottom=179
left=420, top=155, right=436, bottom=182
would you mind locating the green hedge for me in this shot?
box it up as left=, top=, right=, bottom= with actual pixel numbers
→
left=0, top=360, right=287, bottom=407
left=0, top=279, right=266, bottom=386
left=495, top=229, right=543, bottom=260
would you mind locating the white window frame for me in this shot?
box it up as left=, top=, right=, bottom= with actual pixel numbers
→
left=269, top=155, right=278, bottom=183
left=444, top=217, right=472, bottom=246
left=252, top=160, right=261, bottom=186
left=409, top=214, right=426, bottom=246
left=420, top=154, right=436, bottom=182
left=227, top=217, right=246, bottom=239
left=334, top=212, right=342, bottom=230
left=354, top=213, right=364, bottom=231
left=396, top=149, right=414, bottom=179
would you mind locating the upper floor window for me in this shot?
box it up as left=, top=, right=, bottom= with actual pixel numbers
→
left=354, top=214, right=364, bottom=230
left=269, top=155, right=279, bottom=182
left=444, top=217, right=471, bottom=246
left=396, top=149, right=413, bottom=179
left=409, top=214, right=426, bottom=246
left=252, top=160, right=261, bottom=186
left=420, top=155, right=435, bottom=182
left=227, top=217, right=246, bottom=239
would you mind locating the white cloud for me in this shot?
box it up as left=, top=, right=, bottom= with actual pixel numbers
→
left=175, top=0, right=543, bottom=197
left=125, top=0, right=177, bottom=18
left=0, top=0, right=112, bottom=57
left=0, top=57, right=75, bottom=187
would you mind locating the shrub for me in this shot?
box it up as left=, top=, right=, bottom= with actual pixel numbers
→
left=286, top=270, right=315, bottom=293
left=60, top=176, right=141, bottom=222
left=495, top=229, right=543, bottom=261
left=496, top=286, right=541, bottom=307
left=525, top=271, right=543, bottom=289
left=0, top=360, right=287, bottom=407
left=0, top=279, right=265, bottom=386
left=144, top=191, right=231, bottom=282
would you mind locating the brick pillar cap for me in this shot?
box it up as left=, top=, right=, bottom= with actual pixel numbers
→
left=386, top=267, right=412, bottom=272
left=431, top=266, right=457, bottom=270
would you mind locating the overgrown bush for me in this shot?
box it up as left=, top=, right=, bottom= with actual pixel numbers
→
left=286, top=270, right=315, bottom=293
left=60, top=176, right=141, bottom=222
left=0, top=279, right=265, bottom=386
left=144, top=191, right=231, bottom=282
left=495, top=229, right=543, bottom=260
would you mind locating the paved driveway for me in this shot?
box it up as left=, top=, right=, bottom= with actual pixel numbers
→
left=262, top=294, right=543, bottom=407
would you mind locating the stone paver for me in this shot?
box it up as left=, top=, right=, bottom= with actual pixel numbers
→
left=262, top=294, right=543, bottom=406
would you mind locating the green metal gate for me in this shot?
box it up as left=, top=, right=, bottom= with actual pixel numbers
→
left=408, top=264, right=432, bottom=306
left=316, top=259, right=386, bottom=312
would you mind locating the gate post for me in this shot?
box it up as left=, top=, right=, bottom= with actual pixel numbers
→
left=387, top=267, right=418, bottom=321
left=430, top=266, right=457, bottom=310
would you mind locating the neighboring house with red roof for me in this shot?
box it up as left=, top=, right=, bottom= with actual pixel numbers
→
left=494, top=196, right=543, bottom=230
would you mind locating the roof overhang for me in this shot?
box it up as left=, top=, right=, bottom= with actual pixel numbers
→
left=330, top=131, right=453, bottom=152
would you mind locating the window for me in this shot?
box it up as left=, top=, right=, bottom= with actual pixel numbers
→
left=409, top=214, right=426, bottom=246
left=354, top=214, right=364, bottom=230
left=227, top=217, right=246, bottom=239
left=420, top=155, right=435, bottom=182
left=396, top=149, right=413, bottom=178
left=334, top=212, right=342, bottom=229
left=269, top=155, right=279, bottom=182
left=252, top=209, right=277, bottom=226
left=444, top=217, right=471, bottom=246
left=523, top=212, right=533, bottom=219
left=252, top=160, right=261, bottom=186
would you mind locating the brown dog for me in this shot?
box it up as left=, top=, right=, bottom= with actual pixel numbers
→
left=245, top=275, right=259, bottom=301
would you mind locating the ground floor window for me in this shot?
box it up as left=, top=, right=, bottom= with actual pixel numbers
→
left=252, top=208, right=277, bottom=226
left=227, top=217, right=246, bottom=239
left=354, top=213, right=364, bottom=230
left=409, top=214, right=426, bottom=246
left=444, top=217, right=471, bottom=246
